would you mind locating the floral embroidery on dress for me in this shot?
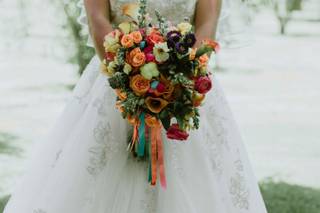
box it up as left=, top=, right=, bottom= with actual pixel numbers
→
left=87, top=121, right=120, bottom=176
left=33, top=209, right=47, bottom=213
left=229, top=160, right=250, bottom=210
left=140, top=186, right=157, bottom=213
left=170, top=143, right=186, bottom=178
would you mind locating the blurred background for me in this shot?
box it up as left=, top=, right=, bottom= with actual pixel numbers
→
left=0, top=0, right=319, bottom=212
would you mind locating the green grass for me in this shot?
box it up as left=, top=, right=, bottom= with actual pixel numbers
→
left=260, top=181, right=320, bottom=213
left=1, top=182, right=320, bottom=212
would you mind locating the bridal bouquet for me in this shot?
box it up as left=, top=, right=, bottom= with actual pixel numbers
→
left=101, top=0, right=218, bottom=188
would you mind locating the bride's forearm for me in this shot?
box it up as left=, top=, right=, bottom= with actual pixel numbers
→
left=194, top=0, right=222, bottom=46
left=84, top=0, right=113, bottom=60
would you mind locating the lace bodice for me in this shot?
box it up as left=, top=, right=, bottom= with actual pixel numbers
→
left=77, top=0, right=242, bottom=47
left=78, top=0, right=197, bottom=47
left=109, top=0, right=198, bottom=26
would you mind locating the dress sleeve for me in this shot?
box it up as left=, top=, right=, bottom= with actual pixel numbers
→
left=77, top=0, right=95, bottom=47
left=216, top=0, right=253, bottom=48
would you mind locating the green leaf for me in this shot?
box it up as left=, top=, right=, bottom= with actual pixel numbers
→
left=159, top=109, right=171, bottom=130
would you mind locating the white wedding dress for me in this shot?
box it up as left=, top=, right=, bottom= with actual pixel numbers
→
left=4, top=0, right=267, bottom=212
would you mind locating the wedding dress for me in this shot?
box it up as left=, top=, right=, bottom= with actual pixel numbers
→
left=4, top=0, right=267, bottom=212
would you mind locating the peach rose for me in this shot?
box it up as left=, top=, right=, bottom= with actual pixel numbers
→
left=127, top=47, right=146, bottom=67
left=131, top=31, right=143, bottom=44
left=198, top=54, right=209, bottom=67
left=145, top=97, right=168, bottom=113
left=145, top=114, right=161, bottom=127
left=121, top=34, right=134, bottom=48
left=130, top=74, right=150, bottom=96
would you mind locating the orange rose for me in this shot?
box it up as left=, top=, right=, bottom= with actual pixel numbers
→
left=145, top=97, right=168, bottom=113
left=127, top=47, right=146, bottom=67
left=147, top=30, right=165, bottom=44
left=199, top=54, right=209, bottom=67
left=202, top=39, right=219, bottom=51
left=130, top=74, right=150, bottom=96
left=121, top=34, right=134, bottom=48
left=145, top=114, right=161, bottom=127
left=115, top=89, right=127, bottom=101
left=158, top=75, right=175, bottom=100
left=131, top=31, right=143, bottom=44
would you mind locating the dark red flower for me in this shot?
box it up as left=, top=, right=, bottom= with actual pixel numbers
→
left=195, top=76, right=212, bottom=94
left=166, top=124, right=189, bottom=141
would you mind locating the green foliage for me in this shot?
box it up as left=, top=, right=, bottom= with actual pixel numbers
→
left=155, top=10, right=168, bottom=34
left=0, top=195, right=10, bottom=212
left=108, top=72, right=129, bottom=90
left=138, top=0, right=148, bottom=28
left=260, top=181, right=320, bottom=213
left=122, top=93, right=144, bottom=116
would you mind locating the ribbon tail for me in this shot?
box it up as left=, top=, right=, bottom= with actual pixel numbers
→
left=151, top=127, right=158, bottom=186
left=156, top=127, right=167, bottom=189
left=130, top=122, right=139, bottom=151
left=138, top=112, right=146, bottom=157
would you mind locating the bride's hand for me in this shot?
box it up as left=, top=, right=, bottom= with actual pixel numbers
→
left=194, top=0, right=222, bottom=47
left=84, top=0, right=113, bottom=60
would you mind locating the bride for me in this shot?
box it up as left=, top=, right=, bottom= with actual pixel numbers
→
left=4, top=0, right=267, bottom=212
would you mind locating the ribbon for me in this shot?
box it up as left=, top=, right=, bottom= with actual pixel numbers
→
left=130, top=121, right=139, bottom=151
left=150, top=125, right=167, bottom=189
left=137, top=112, right=146, bottom=157
left=129, top=113, right=167, bottom=189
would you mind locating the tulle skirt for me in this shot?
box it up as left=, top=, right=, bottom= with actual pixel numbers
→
left=4, top=56, right=267, bottom=213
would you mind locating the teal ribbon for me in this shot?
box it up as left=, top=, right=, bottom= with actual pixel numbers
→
left=137, top=112, right=146, bottom=157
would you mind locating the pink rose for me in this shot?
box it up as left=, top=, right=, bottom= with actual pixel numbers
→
left=195, top=76, right=212, bottom=94
left=146, top=53, right=155, bottom=62
left=143, top=45, right=154, bottom=54
left=166, top=124, right=189, bottom=141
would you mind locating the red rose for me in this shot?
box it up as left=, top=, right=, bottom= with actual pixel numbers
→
left=195, top=76, right=212, bottom=94
left=166, top=124, right=189, bottom=141
left=156, top=82, right=166, bottom=93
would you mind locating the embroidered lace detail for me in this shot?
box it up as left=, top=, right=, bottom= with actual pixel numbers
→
left=229, top=160, right=250, bottom=210
left=170, top=143, right=186, bottom=178
left=140, top=186, right=157, bottom=213
left=87, top=121, right=120, bottom=176
left=33, top=209, right=46, bottom=213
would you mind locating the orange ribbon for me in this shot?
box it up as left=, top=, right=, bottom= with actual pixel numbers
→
left=130, top=121, right=139, bottom=151
left=150, top=125, right=167, bottom=189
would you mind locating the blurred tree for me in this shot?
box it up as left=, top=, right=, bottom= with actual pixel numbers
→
left=57, top=0, right=95, bottom=75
